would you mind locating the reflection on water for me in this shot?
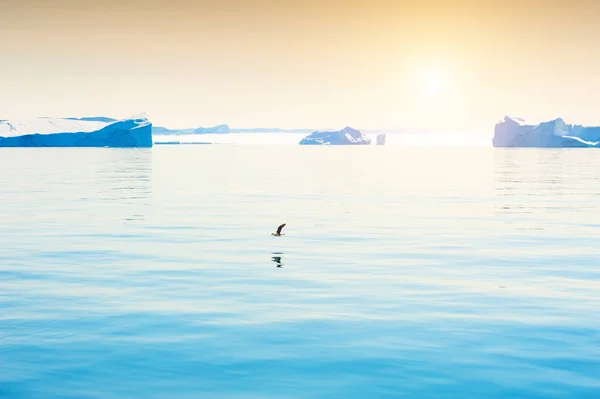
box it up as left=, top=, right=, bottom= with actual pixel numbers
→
left=271, top=252, right=284, bottom=268
left=493, top=149, right=600, bottom=225
left=0, top=148, right=152, bottom=225
left=94, top=149, right=152, bottom=222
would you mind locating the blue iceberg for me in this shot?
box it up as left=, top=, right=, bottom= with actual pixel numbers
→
left=0, top=117, right=153, bottom=147
left=493, top=116, right=600, bottom=148
left=299, top=127, right=371, bottom=145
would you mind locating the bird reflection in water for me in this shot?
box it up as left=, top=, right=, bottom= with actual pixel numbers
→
left=271, top=252, right=284, bottom=268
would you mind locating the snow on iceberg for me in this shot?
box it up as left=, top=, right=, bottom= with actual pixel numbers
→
left=299, top=127, right=371, bottom=145
left=493, top=116, right=600, bottom=148
left=0, top=117, right=152, bottom=147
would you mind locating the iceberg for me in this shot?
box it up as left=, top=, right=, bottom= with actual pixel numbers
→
left=194, top=124, right=230, bottom=134
left=493, top=116, right=600, bottom=148
left=376, top=133, right=386, bottom=145
left=299, top=127, right=371, bottom=145
left=151, top=126, right=175, bottom=134
left=0, top=117, right=152, bottom=147
left=153, top=124, right=230, bottom=135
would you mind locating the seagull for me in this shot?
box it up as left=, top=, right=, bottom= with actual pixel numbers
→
left=271, top=223, right=286, bottom=236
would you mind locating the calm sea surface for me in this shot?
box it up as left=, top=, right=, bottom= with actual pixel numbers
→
left=1, top=143, right=599, bottom=398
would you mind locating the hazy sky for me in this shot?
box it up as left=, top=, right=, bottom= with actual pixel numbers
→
left=1, top=0, right=599, bottom=131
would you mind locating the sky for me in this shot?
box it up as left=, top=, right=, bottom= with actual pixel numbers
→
left=1, top=0, right=599, bottom=131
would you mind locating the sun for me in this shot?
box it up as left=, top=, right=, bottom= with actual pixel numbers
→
left=423, top=68, right=446, bottom=96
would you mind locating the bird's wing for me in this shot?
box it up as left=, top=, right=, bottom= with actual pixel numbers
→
left=276, top=223, right=286, bottom=234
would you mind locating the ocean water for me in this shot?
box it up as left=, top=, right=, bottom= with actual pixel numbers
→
left=1, top=144, right=599, bottom=399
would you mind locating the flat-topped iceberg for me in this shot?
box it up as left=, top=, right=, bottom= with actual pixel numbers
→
left=493, top=116, right=600, bottom=148
left=299, top=127, right=371, bottom=145
left=0, top=117, right=152, bottom=147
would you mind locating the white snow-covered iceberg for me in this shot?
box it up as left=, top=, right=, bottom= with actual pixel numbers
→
left=493, top=116, right=600, bottom=148
left=299, top=127, right=371, bottom=145
left=0, top=117, right=153, bottom=147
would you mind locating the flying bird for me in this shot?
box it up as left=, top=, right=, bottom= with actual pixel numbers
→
left=271, top=223, right=286, bottom=236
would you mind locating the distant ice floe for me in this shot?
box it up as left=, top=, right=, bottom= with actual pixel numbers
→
left=493, top=116, right=600, bottom=148
left=376, top=133, right=386, bottom=145
left=299, top=127, right=371, bottom=145
left=153, top=124, right=230, bottom=135
left=0, top=116, right=152, bottom=147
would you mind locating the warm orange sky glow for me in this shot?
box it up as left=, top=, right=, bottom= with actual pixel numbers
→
left=1, top=0, right=599, bottom=131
